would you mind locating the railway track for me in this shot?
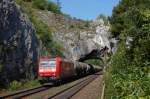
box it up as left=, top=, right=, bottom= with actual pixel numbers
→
left=0, top=85, right=51, bottom=99
left=49, top=72, right=100, bottom=99
left=0, top=72, right=101, bottom=99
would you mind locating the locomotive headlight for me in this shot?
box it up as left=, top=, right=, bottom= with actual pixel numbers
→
left=39, top=69, right=44, bottom=72
left=51, top=68, right=56, bottom=72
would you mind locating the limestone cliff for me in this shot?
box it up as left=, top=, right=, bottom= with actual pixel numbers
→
left=34, top=10, right=115, bottom=61
left=54, top=19, right=113, bottom=61
left=0, top=0, right=39, bottom=86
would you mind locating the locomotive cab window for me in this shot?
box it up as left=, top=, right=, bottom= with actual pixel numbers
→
left=40, top=61, right=56, bottom=66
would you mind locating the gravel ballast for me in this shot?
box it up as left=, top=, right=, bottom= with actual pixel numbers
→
left=71, top=74, right=103, bottom=99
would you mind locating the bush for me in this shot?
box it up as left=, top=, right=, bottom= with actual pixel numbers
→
left=32, top=0, right=48, bottom=10
left=23, top=80, right=40, bottom=88
left=47, top=1, right=60, bottom=14
left=50, top=41, right=64, bottom=57
left=8, top=80, right=40, bottom=91
left=15, top=0, right=23, bottom=5
left=32, top=0, right=61, bottom=13
left=9, top=81, right=22, bottom=91
left=30, top=16, right=53, bottom=46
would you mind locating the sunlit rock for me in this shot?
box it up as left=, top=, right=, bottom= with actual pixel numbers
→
left=54, top=19, right=113, bottom=61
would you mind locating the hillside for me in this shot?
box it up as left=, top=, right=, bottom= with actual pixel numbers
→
left=16, top=0, right=113, bottom=61
left=0, top=0, right=113, bottom=89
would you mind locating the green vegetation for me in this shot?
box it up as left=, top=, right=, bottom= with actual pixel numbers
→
left=84, top=59, right=103, bottom=67
left=23, top=80, right=40, bottom=88
left=50, top=41, right=64, bottom=57
left=30, top=15, right=53, bottom=47
left=8, top=80, right=40, bottom=91
left=32, top=0, right=48, bottom=10
left=32, top=0, right=61, bottom=14
left=105, top=0, right=150, bottom=98
left=9, top=81, right=22, bottom=91
left=16, top=0, right=64, bottom=58
left=16, top=0, right=61, bottom=14
left=97, top=14, right=109, bottom=25
left=47, top=1, right=61, bottom=14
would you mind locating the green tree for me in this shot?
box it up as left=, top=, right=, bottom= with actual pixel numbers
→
left=33, top=0, right=48, bottom=10
left=97, top=14, right=109, bottom=25
left=47, top=1, right=61, bottom=13
left=105, top=0, right=150, bottom=98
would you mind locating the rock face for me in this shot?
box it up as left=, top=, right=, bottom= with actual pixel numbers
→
left=33, top=10, right=116, bottom=61
left=0, top=0, right=39, bottom=86
left=54, top=19, right=113, bottom=61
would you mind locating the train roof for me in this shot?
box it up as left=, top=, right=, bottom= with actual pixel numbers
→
left=40, top=57, right=62, bottom=60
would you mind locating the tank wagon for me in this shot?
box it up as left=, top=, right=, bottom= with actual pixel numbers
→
left=38, top=57, right=101, bottom=84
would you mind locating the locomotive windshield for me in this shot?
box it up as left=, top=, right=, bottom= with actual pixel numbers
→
left=40, top=60, right=56, bottom=67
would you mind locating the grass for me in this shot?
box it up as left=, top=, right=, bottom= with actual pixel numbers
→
left=8, top=80, right=40, bottom=91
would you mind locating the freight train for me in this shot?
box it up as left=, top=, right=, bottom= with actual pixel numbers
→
left=38, top=57, right=101, bottom=84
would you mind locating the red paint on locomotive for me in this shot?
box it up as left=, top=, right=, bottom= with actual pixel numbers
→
left=38, top=57, right=62, bottom=81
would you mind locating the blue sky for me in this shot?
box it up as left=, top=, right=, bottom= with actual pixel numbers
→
left=51, top=0, right=120, bottom=20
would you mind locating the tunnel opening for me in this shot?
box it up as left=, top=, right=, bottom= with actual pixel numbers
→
left=78, top=46, right=109, bottom=63
left=84, top=59, right=104, bottom=68
left=77, top=47, right=109, bottom=69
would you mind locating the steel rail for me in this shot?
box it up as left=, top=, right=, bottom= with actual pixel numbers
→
left=49, top=72, right=100, bottom=99
left=0, top=85, right=51, bottom=99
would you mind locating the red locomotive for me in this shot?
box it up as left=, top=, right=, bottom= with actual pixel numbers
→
left=38, top=57, right=100, bottom=84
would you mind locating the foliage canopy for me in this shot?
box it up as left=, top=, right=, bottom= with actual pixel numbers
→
left=105, top=0, right=150, bottom=98
left=32, top=0, right=61, bottom=14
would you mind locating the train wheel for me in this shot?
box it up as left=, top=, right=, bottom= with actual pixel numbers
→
left=54, top=79, right=61, bottom=86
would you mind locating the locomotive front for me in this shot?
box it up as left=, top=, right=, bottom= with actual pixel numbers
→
left=38, top=57, right=61, bottom=83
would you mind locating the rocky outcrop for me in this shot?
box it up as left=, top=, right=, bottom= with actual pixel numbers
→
left=0, top=0, right=39, bottom=86
left=54, top=19, right=113, bottom=61
left=33, top=9, right=115, bottom=61
left=33, top=8, right=117, bottom=62
left=33, top=10, right=92, bottom=33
